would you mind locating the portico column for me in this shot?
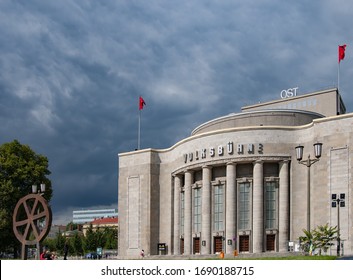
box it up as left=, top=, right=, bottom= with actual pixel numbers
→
left=184, top=170, right=193, bottom=255
left=173, top=174, right=182, bottom=255
left=225, top=163, right=236, bottom=254
left=201, top=166, right=212, bottom=254
left=279, top=160, right=289, bottom=252
left=253, top=160, right=263, bottom=253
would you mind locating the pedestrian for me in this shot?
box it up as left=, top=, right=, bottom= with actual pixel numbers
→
left=40, top=248, right=47, bottom=260
left=64, top=240, right=69, bottom=260
left=45, top=250, right=53, bottom=260
left=50, top=251, right=56, bottom=260
left=140, top=249, right=145, bottom=258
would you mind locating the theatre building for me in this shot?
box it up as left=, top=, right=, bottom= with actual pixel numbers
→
left=118, top=88, right=352, bottom=256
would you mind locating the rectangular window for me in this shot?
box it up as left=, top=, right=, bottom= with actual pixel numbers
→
left=238, top=182, right=250, bottom=230
left=193, top=188, right=202, bottom=232
left=265, top=181, right=278, bottom=229
left=214, top=185, right=224, bottom=231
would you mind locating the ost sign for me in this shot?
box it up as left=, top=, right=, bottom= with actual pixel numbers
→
left=280, top=87, right=298, bottom=99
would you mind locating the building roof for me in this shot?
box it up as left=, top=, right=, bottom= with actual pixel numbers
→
left=90, top=217, right=118, bottom=225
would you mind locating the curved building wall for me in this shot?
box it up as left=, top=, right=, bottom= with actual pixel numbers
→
left=118, top=111, right=353, bottom=257
left=191, top=110, right=324, bottom=136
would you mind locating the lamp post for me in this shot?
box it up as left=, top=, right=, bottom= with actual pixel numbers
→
left=331, top=193, right=345, bottom=256
left=32, top=184, right=46, bottom=259
left=295, top=142, right=323, bottom=232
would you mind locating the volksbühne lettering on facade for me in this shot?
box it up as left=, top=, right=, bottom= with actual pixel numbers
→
left=183, top=142, right=264, bottom=163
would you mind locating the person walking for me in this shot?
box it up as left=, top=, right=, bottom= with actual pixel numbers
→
left=64, top=240, right=69, bottom=260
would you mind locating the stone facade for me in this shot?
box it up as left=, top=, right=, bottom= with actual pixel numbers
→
left=118, top=88, right=352, bottom=256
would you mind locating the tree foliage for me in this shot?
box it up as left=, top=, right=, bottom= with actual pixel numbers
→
left=42, top=225, right=118, bottom=259
left=55, top=230, right=66, bottom=255
left=313, top=224, right=338, bottom=255
left=84, top=225, right=98, bottom=252
left=72, top=232, right=84, bottom=256
left=299, top=224, right=338, bottom=255
left=102, top=227, right=118, bottom=249
left=0, top=140, right=52, bottom=253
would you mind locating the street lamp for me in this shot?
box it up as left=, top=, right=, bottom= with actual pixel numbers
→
left=295, top=142, right=323, bottom=232
left=32, top=183, right=46, bottom=194
left=32, top=184, right=46, bottom=257
left=331, top=193, right=345, bottom=256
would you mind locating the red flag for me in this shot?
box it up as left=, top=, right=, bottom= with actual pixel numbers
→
left=139, top=96, right=146, bottom=110
left=338, top=44, right=346, bottom=63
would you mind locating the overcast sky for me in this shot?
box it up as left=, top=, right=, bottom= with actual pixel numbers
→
left=1, top=0, right=352, bottom=225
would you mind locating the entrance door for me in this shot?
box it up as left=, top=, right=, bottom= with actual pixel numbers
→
left=214, top=236, right=223, bottom=253
left=193, top=237, right=200, bottom=254
left=266, top=234, right=276, bottom=251
left=180, top=238, right=184, bottom=255
left=239, top=235, right=249, bottom=252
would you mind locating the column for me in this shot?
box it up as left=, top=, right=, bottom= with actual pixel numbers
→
left=173, top=174, right=182, bottom=255
left=184, top=170, right=193, bottom=255
left=225, top=163, right=236, bottom=254
left=201, top=166, right=212, bottom=254
left=279, top=160, right=289, bottom=252
left=253, top=160, right=263, bottom=253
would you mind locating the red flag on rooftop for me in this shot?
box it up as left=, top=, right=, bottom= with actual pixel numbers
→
left=338, top=44, right=346, bottom=63
left=139, top=96, right=146, bottom=110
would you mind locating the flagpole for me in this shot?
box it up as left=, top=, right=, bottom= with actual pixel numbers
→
left=137, top=96, right=145, bottom=150
left=338, top=60, right=340, bottom=92
left=338, top=44, right=347, bottom=93
left=138, top=109, right=141, bottom=150
left=338, top=45, right=340, bottom=92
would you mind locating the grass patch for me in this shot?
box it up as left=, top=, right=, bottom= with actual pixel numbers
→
left=216, top=255, right=337, bottom=260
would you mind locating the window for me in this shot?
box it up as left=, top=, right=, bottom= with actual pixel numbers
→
left=193, top=188, right=201, bottom=232
left=238, top=182, right=251, bottom=230
left=265, top=180, right=278, bottom=229
left=214, top=184, right=224, bottom=231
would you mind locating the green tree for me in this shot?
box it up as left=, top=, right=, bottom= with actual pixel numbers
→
left=0, top=140, right=52, bottom=256
left=72, top=232, right=84, bottom=257
left=55, top=230, right=66, bottom=255
left=313, top=224, right=338, bottom=255
left=84, top=225, right=97, bottom=253
left=95, top=227, right=105, bottom=248
left=66, top=222, right=79, bottom=231
left=299, top=224, right=338, bottom=255
left=103, top=227, right=118, bottom=249
left=299, top=229, right=315, bottom=254
left=42, top=237, right=57, bottom=253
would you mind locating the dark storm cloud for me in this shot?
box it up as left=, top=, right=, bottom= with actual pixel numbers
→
left=0, top=0, right=352, bottom=224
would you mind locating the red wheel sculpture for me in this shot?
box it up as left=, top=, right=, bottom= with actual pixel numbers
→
left=13, top=193, right=52, bottom=259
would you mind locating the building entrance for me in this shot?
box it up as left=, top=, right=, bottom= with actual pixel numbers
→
left=214, top=236, right=223, bottom=253
left=193, top=237, right=200, bottom=254
left=266, top=234, right=276, bottom=251
left=239, top=235, right=250, bottom=252
left=180, top=238, right=184, bottom=255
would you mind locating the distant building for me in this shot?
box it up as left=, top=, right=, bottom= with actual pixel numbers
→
left=62, top=229, right=84, bottom=238
left=47, top=224, right=67, bottom=239
left=82, top=217, right=118, bottom=236
left=47, top=224, right=84, bottom=238
left=72, top=208, right=118, bottom=224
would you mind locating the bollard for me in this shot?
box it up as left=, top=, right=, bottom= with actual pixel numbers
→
left=219, top=251, right=224, bottom=259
